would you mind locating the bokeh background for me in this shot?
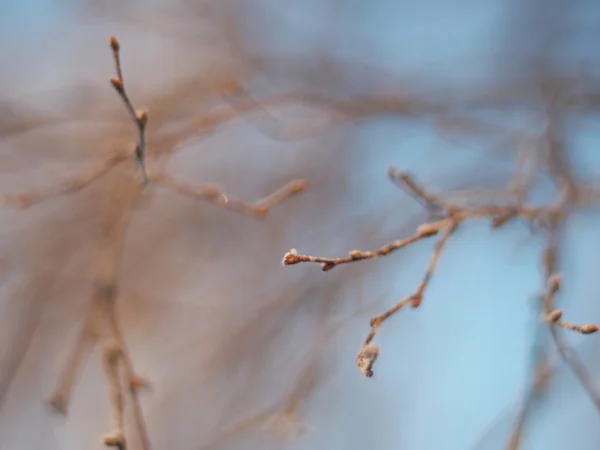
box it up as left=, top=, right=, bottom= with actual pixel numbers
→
left=1, top=1, right=600, bottom=449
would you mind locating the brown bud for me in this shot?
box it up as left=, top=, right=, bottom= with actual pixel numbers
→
left=321, top=262, right=335, bottom=271
left=417, top=223, right=440, bottom=237
left=109, top=36, right=120, bottom=52
left=356, top=343, right=379, bottom=378
left=349, top=249, right=362, bottom=260
left=136, top=109, right=148, bottom=126
left=282, top=249, right=299, bottom=265
left=410, top=294, right=422, bottom=308
left=104, top=432, right=125, bottom=448
left=545, top=309, right=563, bottom=323
left=110, top=77, right=123, bottom=92
left=580, top=324, right=599, bottom=335
left=547, top=273, right=562, bottom=295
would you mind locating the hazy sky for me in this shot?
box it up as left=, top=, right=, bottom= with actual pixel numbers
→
left=2, top=1, right=600, bottom=450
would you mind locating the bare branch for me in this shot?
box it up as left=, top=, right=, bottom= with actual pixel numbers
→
left=109, top=36, right=149, bottom=184
left=388, top=167, right=445, bottom=212
left=2, top=155, right=124, bottom=209
left=102, top=340, right=126, bottom=450
left=282, top=225, right=439, bottom=272
left=152, top=170, right=307, bottom=218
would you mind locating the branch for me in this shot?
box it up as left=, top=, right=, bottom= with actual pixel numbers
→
left=109, top=36, right=149, bottom=184
left=151, top=170, right=307, bottom=218
left=102, top=340, right=126, bottom=450
left=1, top=155, right=124, bottom=209
left=357, top=220, right=458, bottom=377
left=282, top=163, right=599, bottom=381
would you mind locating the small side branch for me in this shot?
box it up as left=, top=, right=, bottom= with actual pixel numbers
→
left=109, top=36, right=149, bottom=184
left=282, top=222, right=441, bottom=272
left=48, top=294, right=105, bottom=416
left=102, top=340, right=126, bottom=450
left=357, top=221, right=458, bottom=377
left=152, top=170, right=307, bottom=219
left=388, top=167, right=445, bottom=213
left=2, top=155, right=124, bottom=209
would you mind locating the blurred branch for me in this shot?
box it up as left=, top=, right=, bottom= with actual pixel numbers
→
left=283, top=143, right=600, bottom=392
left=1, top=35, right=309, bottom=450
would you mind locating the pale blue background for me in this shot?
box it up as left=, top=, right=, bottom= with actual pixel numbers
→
left=1, top=1, right=600, bottom=449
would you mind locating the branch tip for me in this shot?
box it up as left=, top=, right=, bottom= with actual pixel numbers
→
left=580, top=324, right=599, bottom=335
left=282, top=249, right=299, bottom=265
left=356, top=343, right=379, bottom=378
left=109, top=36, right=120, bottom=52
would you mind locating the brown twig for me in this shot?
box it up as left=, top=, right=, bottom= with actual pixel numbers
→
left=48, top=294, right=105, bottom=415
left=151, top=170, right=307, bottom=218
left=387, top=167, right=445, bottom=212
left=282, top=161, right=599, bottom=381
left=282, top=229, right=435, bottom=272
left=109, top=36, right=149, bottom=184
left=102, top=340, right=126, bottom=450
left=2, top=155, right=125, bottom=209
left=3, top=35, right=309, bottom=450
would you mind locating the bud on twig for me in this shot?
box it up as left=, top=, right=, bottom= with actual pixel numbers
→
left=356, top=343, right=379, bottom=378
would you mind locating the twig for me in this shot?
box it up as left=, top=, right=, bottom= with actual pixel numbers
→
left=104, top=298, right=152, bottom=450
left=109, top=36, right=149, bottom=185
left=541, top=241, right=600, bottom=412
left=2, top=155, right=125, bottom=209
left=282, top=228, right=436, bottom=272
left=102, top=340, right=126, bottom=450
left=48, top=294, right=105, bottom=415
left=357, top=221, right=458, bottom=377
left=387, top=167, right=445, bottom=212
left=151, top=170, right=307, bottom=218
left=1, top=35, right=309, bottom=450
left=282, top=163, right=599, bottom=381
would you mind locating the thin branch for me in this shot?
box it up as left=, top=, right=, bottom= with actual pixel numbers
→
left=151, top=170, right=307, bottom=218
left=282, top=228, right=436, bottom=272
left=102, top=340, right=126, bottom=450
left=2, top=155, right=125, bottom=209
left=104, top=299, right=152, bottom=450
left=357, top=221, right=458, bottom=377
left=48, top=294, right=105, bottom=415
left=387, top=167, right=445, bottom=212
left=541, top=236, right=600, bottom=412
left=109, top=36, right=149, bottom=184
left=283, top=161, right=599, bottom=383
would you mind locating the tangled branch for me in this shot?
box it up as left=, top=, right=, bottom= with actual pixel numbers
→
left=1, top=36, right=308, bottom=450
left=282, top=156, right=600, bottom=436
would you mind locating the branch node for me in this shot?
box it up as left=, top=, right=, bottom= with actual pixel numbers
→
left=110, top=77, right=124, bottom=93
left=410, top=294, right=423, bottom=308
